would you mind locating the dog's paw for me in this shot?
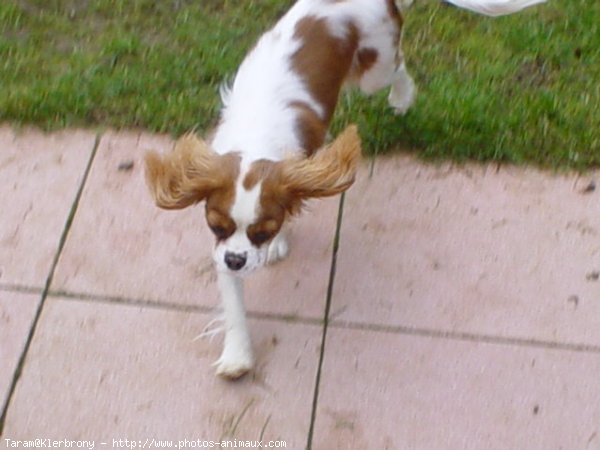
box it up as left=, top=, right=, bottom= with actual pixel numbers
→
left=266, top=234, right=289, bottom=266
left=388, top=74, right=417, bottom=115
left=214, top=348, right=254, bottom=380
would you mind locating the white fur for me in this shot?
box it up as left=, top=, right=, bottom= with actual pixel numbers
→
left=207, top=0, right=412, bottom=378
left=211, top=18, right=316, bottom=159
left=203, top=0, right=545, bottom=378
left=214, top=272, right=254, bottom=378
left=212, top=174, right=268, bottom=275
left=211, top=0, right=411, bottom=160
left=444, top=0, right=546, bottom=17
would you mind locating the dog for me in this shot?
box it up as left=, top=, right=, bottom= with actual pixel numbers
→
left=144, top=0, right=546, bottom=379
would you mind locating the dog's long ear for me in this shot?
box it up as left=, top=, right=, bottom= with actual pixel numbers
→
left=144, top=134, right=224, bottom=210
left=280, top=125, right=362, bottom=200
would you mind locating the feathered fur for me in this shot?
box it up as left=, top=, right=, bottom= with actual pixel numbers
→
left=144, top=134, right=238, bottom=210
left=281, top=125, right=362, bottom=199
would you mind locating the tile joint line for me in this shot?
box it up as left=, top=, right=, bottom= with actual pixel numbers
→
left=0, top=133, right=102, bottom=436
left=0, top=284, right=44, bottom=295
left=47, top=288, right=326, bottom=327
left=306, top=192, right=346, bottom=450
left=328, top=320, right=600, bottom=355
left=43, top=288, right=600, bottom=356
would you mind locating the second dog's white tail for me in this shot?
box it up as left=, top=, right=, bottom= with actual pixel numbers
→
left=443, top=0, right=546, bottom=16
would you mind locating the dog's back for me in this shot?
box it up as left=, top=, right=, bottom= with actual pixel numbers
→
left=212, top=0, right=405, bottom=160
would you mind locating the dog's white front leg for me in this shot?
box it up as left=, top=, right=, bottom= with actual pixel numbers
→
left=214, top=271, right=254, bottom=379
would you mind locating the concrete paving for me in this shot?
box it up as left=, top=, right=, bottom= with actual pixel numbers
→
left=1, top=125, right=599, bottom=449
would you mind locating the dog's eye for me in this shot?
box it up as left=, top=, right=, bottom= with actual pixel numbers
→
left=206, top=209, right=236, bottom=240
left=250, top=231, right=273, bottom=246
left=210, top=225, right=231, bottom=240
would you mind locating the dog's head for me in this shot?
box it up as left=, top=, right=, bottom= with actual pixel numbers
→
left=144, top=125, right=361, bottom=275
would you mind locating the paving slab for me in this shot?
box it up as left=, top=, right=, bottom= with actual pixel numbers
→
left=331, top=157, right=600, bottom=346
left=2, top=297, right=321, bottom=446
left=52, top=130, right=338, bottom=318
left=0, top=291, right=40, bottom=414
left=0, top=126, right=95, bottom=287
left=313, top=327, right=600, bottom=450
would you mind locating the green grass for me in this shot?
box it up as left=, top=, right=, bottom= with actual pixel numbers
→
left=1, top=0, right=598, bottom=168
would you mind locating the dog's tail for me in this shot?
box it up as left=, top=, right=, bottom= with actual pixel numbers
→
left=442, top=0, right=546, bottom=17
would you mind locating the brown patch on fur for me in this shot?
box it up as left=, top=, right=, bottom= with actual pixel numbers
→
left=279, top=124, right=362, bottom=200
left=239, top=125, right=362, bottom=246
left=256, top=124, right=362, bottom=214
left=243, top=159, right=276, bottom=191
left=144, top=133, right=240, bottom=210
left=291, top=16, right=359, bottom=124
left=356, top=47, right=379, bottom=78
left=386, top=0, right=404, bottom=57
left=290, top=101, right=327, bottom=156
left=205, top=206, right=237, bottom=240
left=386, top=0, right=404, bottom=28
left=252, top=169, right=302, bottom=248
left=240, top=159, right=291, bottom=246
left=247, top=216, right=283, bottom=247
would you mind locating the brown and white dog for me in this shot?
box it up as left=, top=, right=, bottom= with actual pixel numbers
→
left=145, top=0, right=545, bottom=378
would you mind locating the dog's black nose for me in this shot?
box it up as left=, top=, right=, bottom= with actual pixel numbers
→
left=224, top=252, right=247, bottom=271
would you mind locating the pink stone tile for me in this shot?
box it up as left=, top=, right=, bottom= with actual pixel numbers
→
left=3, top=297, right=321, bottom=445
left=0, top=291, right=40, bottom=412
left=0, top=126, right=95, bottom=287
left=313, top=327, right=600, bottom=450
left=332, top=157, right=600, bottom=346
left=52, top=130, right=338, bottom=317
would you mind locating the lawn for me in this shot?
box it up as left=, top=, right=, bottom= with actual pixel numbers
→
left=0, top=0, right=598, bottom=168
